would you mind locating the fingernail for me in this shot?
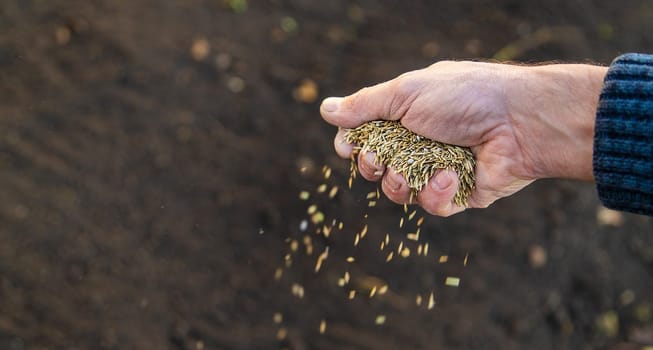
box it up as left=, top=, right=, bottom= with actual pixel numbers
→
left=322, top=97, right=343, bottom=112
left=433, top=171, right=453, bottom=190
left=386, top=172, right=402, bottom=192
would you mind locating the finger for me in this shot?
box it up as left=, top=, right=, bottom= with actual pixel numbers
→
left=357, top=151, right=385, bottom=181
left=417, top=169, right=465, bottom=217
left=320, top=73, right=419, bottom=128
left=334, top=129, right=355, bottom=159
left=381, top=168, right=412, bottom=205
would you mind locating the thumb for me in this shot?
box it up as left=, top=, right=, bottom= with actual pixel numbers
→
left=320, top=75, right=418, bottom=128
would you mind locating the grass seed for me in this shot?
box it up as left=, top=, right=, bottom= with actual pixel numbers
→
left=344, top=120, right=476, bottom=207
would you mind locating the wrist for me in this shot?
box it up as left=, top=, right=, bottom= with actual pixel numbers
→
left=507, top=64, right=608, bottom=181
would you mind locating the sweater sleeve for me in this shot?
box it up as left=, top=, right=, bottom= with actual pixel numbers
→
left=593, top=53, right=653, bottom=215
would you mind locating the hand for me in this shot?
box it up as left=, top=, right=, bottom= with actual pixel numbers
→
left=320, top=60, right=607, bottom=216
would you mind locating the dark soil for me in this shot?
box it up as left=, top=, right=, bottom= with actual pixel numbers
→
left=1, top=1, right=652, bottom=349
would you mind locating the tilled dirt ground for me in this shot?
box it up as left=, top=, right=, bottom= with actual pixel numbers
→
left=0, top=1, right=652, bottom=349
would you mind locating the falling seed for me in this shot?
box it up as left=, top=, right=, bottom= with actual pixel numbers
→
left=417, top=244, right=423, bottom=255
left=299, top=220, right=308, bottom=232
left=464, top=253, right=469, bottom=266
left=344, top=271, right=350, bottom=283
left=324, top=167, right=332, bottom=179
left=386, top=251, right=394, bottom=262
left=369, top=286, right=377, bottom=298
left=445, top=277, right=460, bottom=287
left=291, top=283, right=305, bottom=298
left=314, top=247, right=329, bottom=273
left=407, top=233, right=419, bottom=241
left=348, top=177, right=353, bottom=189
left=360, top=225, right=368, bottom=238
left=346, top=256, right=355, bottom=263
left=276, top=327, right=288, bottom=341
left=290, top=240, right=298, bottom=252
left=366, top=191, right=377, bottom=199
left=439, top=255, right=448, bottom=263
left=376, top=188, right=380, bottom=198
left=416, top=294, right=423, bottom=306
left=299, top=191, right=310, bottom=200
left=380, top=241, right=385, bottom=250
left=385, top=234, right=390, bottom=245
left=307, top=205, right=317, bottom=214
left=348, top=290, right=356, bottom=299
left=397, top=241, right=404, bottom=254
left=311, top=212, right=325, bottom=224
left=399, top=217, right=404, bottom=228
left=274, top=267, right=283, bottom=280
left=424, top=243, right=429, bottom=256
left=427, top=292, right=435, bottom=309
left=317, top=184, right=327, bottom=193
left=378, top=285, right=388, bottom=295
left=416, top=216, right=424, bottom=226
left=329, top=186, right=339, bottom=198
left=322, top=225, right=331, bottom=238
left=368, top=201, right=377, bottom=207
left=354, top=234, right=360, bottom=246
left=403, top=203, right=408, bottom=213
left=303, top=235, right=313, bottom=254
left=408, top=210, right=417, bottom=221
left=375, top=315, right=386, bottom=325
left=273, top=312, right=283, bottom=324
left=338, top=222, right=344, bottom=230
left=337, top=278, right=346, bottom=287
left=400, top=247, right=410, bottom=258
left=319, top=319, right=327, bottom=334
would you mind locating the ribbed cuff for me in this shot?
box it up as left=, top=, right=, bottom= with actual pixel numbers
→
left=593, top=53, right=653, bottom=215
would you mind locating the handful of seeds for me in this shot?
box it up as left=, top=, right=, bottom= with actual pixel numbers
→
left=343, top=120, right=476, bottom=207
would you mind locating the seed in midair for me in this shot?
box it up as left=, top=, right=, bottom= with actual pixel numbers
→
left=445, top=276, right=460, bottom=287
left=439, top=255, right=448, bottom=263
left=316, top=184, right=327, bottom=193
left=273, top=312, right=283, bottom=324
left=427, top=292, right=435, bottom=309
left=348, top=290, right=356, bottom=299
left=307, top=205, right=317, bottom=214
left=375, top=315, right=386, bottom=325
left=360, top=224, right=368, bottom=238
left=311, top=212, right=325, bottom=224
left=328, top=186, right=339, bottom=199
left=319, top=319, right=327, bottom=334
left=299, top=191, right=310, bottom=200
left=378, top=285, right=388, bottom=295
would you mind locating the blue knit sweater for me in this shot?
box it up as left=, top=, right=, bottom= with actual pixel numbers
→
left=594, top=53, right=653, bottom=215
